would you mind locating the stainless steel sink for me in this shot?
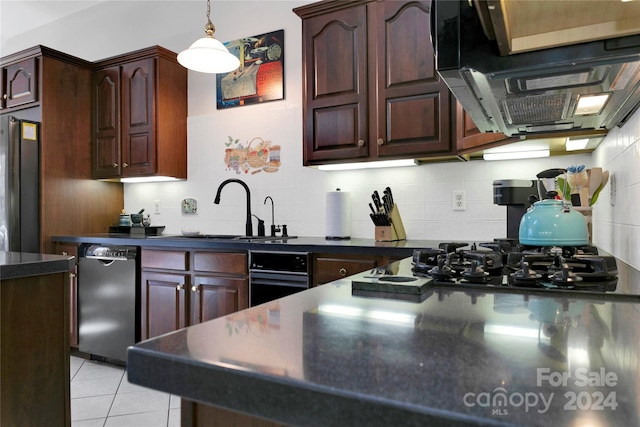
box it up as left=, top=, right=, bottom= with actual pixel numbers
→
left=151, top=234, right=297, bottom=241
left=185, top=234, right=242, bottom=239
left=241, top=235, right=298, bottom=241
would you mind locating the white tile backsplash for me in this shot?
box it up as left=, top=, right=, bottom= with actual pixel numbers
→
left=121, top=0, right=629, bottom=258
left=592, top=107, right=640, bottom=271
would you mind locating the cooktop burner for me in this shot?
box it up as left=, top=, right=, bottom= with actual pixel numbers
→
left=411, top=241, right=618, bottom=292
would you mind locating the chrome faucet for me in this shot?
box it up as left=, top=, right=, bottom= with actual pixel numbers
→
left=214, top=179, right=252, bottom=237
left=264, top=196, right=280, bottom=237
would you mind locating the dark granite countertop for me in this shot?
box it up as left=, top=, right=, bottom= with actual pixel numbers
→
left=52, top=234, right=442, bottom=257
left=0, top=251, right=75, bottom=279
left=127, top=257, right=640, bottom=426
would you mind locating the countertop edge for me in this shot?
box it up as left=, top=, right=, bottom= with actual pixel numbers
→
left=1, top=252, right=74, bottom=279
left=126, top=345, right=507, bottom=427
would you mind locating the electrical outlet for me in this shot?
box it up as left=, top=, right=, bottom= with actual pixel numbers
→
left=610, top=174, right=616, bottom=206
left=453, top=190, right=466, bottom=211
left=154, top=199, right=160, bottom=214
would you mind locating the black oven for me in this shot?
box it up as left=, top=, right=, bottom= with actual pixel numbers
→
left=249, top=251, right=310, bottom=307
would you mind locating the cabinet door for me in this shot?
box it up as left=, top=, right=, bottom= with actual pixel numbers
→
left=372, top=1, right=451, bottom=157
left=140, top=271, right=189, bottom=340
left=56, top=243, right=79, bottom=347
left=190, top=275, right=249, bottom=325
left=121, top=58, right=156, bottom=176
left=3, top=57, right=38, bottom=109
left=92, top=66, right=122, bottom=178
left=455, top=100, right=516, bottom=154
left=302, top=5, right=369, bottom=164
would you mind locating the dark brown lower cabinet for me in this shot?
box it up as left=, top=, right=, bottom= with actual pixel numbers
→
left=312, top=253, right=402, bottom=287
left=191, top=275, right=248, bottom=325
left=140, top=249, right=248, bottom=340
left=141, top=271, right=189, bottom=339
left=1, top=272, right=71, bottom=426
left=181, top=400, right=285, bottom=427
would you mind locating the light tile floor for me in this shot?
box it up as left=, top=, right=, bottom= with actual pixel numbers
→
left=71, top=355, right=180, bottom=427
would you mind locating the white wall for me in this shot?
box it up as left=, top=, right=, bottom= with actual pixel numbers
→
left=3, top=1, right=638, bottom=270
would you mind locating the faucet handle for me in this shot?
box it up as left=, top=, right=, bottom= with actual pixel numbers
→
left=282, top=225, right=288, bottom=237
left=252, top=215, right=265, bottom=237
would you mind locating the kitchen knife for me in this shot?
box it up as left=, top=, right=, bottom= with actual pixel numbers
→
left=369, top=203, right=377, bottom=215
left=370, top=213, right=378, bottom=225
left=382, top=195, right=390, bottom=215
left=372, top=192, right=382, bottom=212
left=385, top=187, right=394, bottom=208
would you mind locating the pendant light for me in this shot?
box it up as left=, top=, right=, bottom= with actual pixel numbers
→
left=177, top=0, right=240, bottom=73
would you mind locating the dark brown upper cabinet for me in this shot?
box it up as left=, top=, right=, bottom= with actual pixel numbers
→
left=92, top=46, right=187, bottom=180
left=294, top=0, right=453, bottom=166
left=1, top=56, right=38, bottom=111
left=0, top=45, right=124, bottom=254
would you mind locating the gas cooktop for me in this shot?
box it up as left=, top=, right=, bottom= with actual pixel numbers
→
left=351, top=239, right=620, bottom=299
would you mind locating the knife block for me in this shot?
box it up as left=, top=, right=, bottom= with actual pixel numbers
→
left=374, top=205, right=407, bottom=241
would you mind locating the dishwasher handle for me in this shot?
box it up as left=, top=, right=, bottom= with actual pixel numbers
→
left=83, top=244, right=138, bottom=261
left=95, top=259, right=117, bottom=266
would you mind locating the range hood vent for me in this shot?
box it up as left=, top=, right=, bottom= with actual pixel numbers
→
left=433, top=0, right=640, bottom=138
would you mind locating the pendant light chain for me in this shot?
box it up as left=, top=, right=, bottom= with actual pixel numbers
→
left=205, top=0, right=215, bottom=37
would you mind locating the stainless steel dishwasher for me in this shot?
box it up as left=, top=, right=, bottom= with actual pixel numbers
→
left=78, top=244, right=140, bottom=363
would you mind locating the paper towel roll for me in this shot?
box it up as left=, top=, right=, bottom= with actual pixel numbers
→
left=326, top=189, right=351, bottom=239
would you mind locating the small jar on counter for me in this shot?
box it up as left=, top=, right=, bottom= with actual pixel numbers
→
left=119, top=212, right=131, bottom=226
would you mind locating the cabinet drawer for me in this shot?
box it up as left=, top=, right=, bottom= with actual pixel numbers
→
left=55, top=243, right=79, bottom=260
left=314, top=255, right=379, bottom=285
left=141, top=249, right=188, bottom=271
left=193, top=252, right=248, bottom=275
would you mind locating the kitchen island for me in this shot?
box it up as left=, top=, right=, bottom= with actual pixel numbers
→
left=0, top=251, right=75, bottom=427
left=127, top=257, right=640, bottom=427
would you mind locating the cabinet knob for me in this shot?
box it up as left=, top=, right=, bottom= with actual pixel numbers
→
left=3, top=94, right=7, bottom=100
left=377, top=138, right=384, bottom=146
left=123, top=163, right=129, bottom=168
left=176, top=284, right=184, bottom=291
left=113, top=163, right=118, bottom=168
left=191, top=285, right=199, bottom=293
left=357, top=139, right=365, bottom=147
left=339, top=268, right=347, bottom=277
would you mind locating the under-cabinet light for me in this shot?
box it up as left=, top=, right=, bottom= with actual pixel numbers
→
left=565, top=138, right=589, bottom=151
left=120, top=176, right=182, bottom=183
left=317, top=159, right=417, bottom=171
left=483, top=149, right=550, bottom=161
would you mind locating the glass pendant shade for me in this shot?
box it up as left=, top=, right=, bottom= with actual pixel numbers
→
left=178, top=0, right=240, bottom=74
left=177, top=36, right=240, bottom=73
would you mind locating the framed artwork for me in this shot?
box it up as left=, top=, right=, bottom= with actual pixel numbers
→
left=216, top=29, right=284, bottom=109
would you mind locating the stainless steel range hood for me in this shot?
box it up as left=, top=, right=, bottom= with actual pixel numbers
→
left=433, top=0, right=640, bottom=138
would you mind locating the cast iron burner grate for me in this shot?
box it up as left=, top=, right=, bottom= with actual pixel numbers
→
left=411, top=241, right=618, bottom=293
